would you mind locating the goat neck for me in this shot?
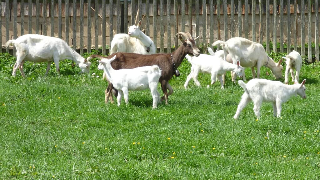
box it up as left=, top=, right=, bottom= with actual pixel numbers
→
left=171, top=42, right=190, bottom=67
left=136, top=31, right=153, bottom=49
left=70, top=49, right=85, bottom=64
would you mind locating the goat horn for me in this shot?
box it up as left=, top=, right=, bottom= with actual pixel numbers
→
left=134, top=9, right=140, bottom=25
left=176, top=32, right=189, bottom=42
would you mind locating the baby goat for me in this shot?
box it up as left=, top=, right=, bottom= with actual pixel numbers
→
left=233, top=79, right=306, bottom=119
left=98, top=55, right=161, bottom=109
left=184, top=54, right=244, bottom=89
left=282, top=50, right=302, bottom=84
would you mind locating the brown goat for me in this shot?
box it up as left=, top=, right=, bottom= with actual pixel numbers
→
left=89, top=32, right=200, bottom=104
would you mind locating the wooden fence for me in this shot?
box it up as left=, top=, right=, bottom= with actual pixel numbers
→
left=1, top=0, right=319, bottom=62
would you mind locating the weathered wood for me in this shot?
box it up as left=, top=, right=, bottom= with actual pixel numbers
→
left=259, top=0, right=262, bottom=44
left=94, top=0, right=99, bottom=51
left=308, top=0, right=312, bottom=62
left=315, top=0, right=319, bottom=62
left=102, top=0, right=106, bottom=54
left=244, top=0, right=248, bottom=39
left=28, top=0, right=32, bottom=34
left=167, top=0, right=171, bottom=53
left=174, top=0, right=178, bottom=50
left=238, top=0, right=242, bottom=37
left=146, top=0, right=150, bottom=35
left=209, top=0, right=214, bottom=45
left=160, top=0, right=164, bottom=53
left=124, top=0, right=128, bottom=33
left=35, top=0, right=40, bottom=34
left=223, top=0, right=227, bottom=41
left=51, top=0, right=54, bottom=37
left=189, top=0, right=192, bottom=35
left=301, top=0, right=305, bottom=57
left=65, top=0, right=69, bottom=44
left=153, top=0, right=157, bottom=50
left=5, top=0, right=9, bottom=52
left=13, top=0, right=17, bottom=40
left=202, top=0, right=206, bottom=52
left=266, top=0, right=270, bottom=53
left=58, top=0, right=62, bottom=38
left=87, top=0, right=91, bottom=53
left=109, top=0, right=113, bottom=47
left=195, top=0, right=199, bottom=44
left=181, top=0, right=185, bottom=32
left=131, top=0, right=135, bottom=25
left=287, top=0, right=290, bottom=53
left=273, top=0, right=277, bottom=53
left=217, top=0, right=221, bottom=41
left=294, top=0, right=297, bottom=51
left=73, top=0, right=77, bottom=48
left=252, top=0, right=255, bottom=41
left=280, top=0, right=283, bottom=52
left=116, top=0, right=120, bottom=34
left=0, top=3, right=2, bottom=53
left=21, top=0, right=25, bottom=35
left=80, top=0, right=84, bottom=54
left=230, top=0, right=234, bottom=38
left=42, top=0, right=47, bottom=36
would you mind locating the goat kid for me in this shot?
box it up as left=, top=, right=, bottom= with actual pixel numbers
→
left=98, top=55, right=161, bottom=109
left=5, top=34, right=91, bottom=77
left=184, top=54, right=244, bottom=89
left=233, top=79, right=306, bottom=119
left=212, top=37, right=283, bottom=81
left=282, top=50, right=302, bottom=84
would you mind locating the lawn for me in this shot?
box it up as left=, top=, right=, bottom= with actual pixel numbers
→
left=0, top=52, right=320, bottom=179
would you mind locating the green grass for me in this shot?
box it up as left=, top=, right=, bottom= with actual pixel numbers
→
left=0, top=52, right=320, bottom=179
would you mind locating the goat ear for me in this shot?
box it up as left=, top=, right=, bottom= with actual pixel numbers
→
left=237, top=61, right=240, bottom=67
left=300, top=79, right=306, bottom=87
left=277, top=58, right=283, bottom=66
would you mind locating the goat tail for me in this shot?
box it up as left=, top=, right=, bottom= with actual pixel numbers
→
left=212, top=40, right=226, bottom=48
left=207, top=47, right=215, bottom=56
left=238, top=80, right=248, bottom=92
left=5, top=40, right=16, bottom=48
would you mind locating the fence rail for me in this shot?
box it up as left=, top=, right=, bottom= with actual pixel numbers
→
left=1, top=0, right=319, bottom=62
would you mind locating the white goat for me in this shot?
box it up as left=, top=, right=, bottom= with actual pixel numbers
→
left=5, top=34, right=91, bottom=77
left=233, top=79, right=306, bottom=119
left=98, top=55, right=161, bottom=109
left=184, top=54, right=244, bottom=89
left=212, top=37, right=283, bottom=81
left=282, top=50, right=302, bottom=84
left=109, top=21, right=156, bottom=55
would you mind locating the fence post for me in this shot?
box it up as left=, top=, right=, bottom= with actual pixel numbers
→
left=181, top=0, right=185, bottom=32
left=238, top=0, right=242, bottom=37
left=109, top=0, right=113, bottom=52
left=273, top=0, right=277, bottom=53
left=153, top=0, right=157, bottom=51
left=244, top=0, right=248, bottom=39
left=202, top=0, right=207, bottom=52
left=301, top=0, right=305, bottom=57
left=209, top=0, right=214, bottom=46
left=167, top=0, right=171, bottom=53
left=5, top=0, right=9, bottom=52
left=21, top=0, right=25, bottom=36
left=287, top=0, right=291, bottom=53
left=266, top=0, right=270, bottom=53
left=65, top=0, right=69, bottom=44
left=252, top=0, right=256, bottom=42
left=294, top=0, right=297, bottom=51
left=280, top=0, right=283, bottom=52
left=102, top=0, right=106, bottom=55
left=87, top=0, right=92, bottom=53
left=308, top=0, right=312, bottom=62
left=316, top=0, right=319, bottom=62
left=160, top=0, right=164, bottom=53
left=58, top=0, right=62, bottom=38
left=72, top=0, right=77, bottom=49
left=29, top=0, right=32, bottom=34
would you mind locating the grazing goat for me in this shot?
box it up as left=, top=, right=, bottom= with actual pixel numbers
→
left=212, top=37, right=283, bottom=81
left=233, top=79, right=306, bottom=119
left=282, top=50, right=302, bottom=84
left=5, top=34, right=91, bottom=77
left=88, top=32, right=200, bottom=104
left=98, top=55, right=161, bottom=109
left=184, top=54, right=244, bottom=89
left=110, top=20, right=156, bottom=55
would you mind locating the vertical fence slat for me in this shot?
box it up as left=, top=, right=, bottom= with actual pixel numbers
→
left=167, top=0, right=171, bottom=53
left=195, top=0, right=199, bottom=44
left=116, top=0, right=121, bottom=34
left=87, top=0, right=92, bottom=53
left=202, top=0, right=206, bottom=52
left=287, top=0, right=290, bottom=53
left=80, top=0, right=84, bottom=54
left=189, top=0, right=192, bottom=35
left=252, top=0, right=255, bottom=41
left=28, top=0, right=32, bottom=34
left=13, top=0, right=17, bottom=40
left=301, top=0, right=305, bottom=57
left=160, top=0, right=164, bottom=53
left=138, top=0, right=142, bottom=21
left=266, top=0, right=270, bottom=53
left=65, top=0, right=69, bottom=44
left=43, top=0, right=47, bottom=36
left=174, top=0, right=178, bottom=50
left=308, top=0, right=312, bottom=62
left=51, top=0, right=55, bottom=37
left=294, top=0, right=297, bottom=51
left=146, top=0, right=150, bottom=35
left=230, top=0, right=234, bottom=38
left=124, top=0, right=128, bottom=32
left=94, top=0, right=99, bottom=51
left=5, top=0, right=9, bottom=52
left=315, top=0, right=319, bottom=62
left=58, top=0, right=62, bottom=38
left=36, top=0, right=40, bottom=34
left=238, top=0, right=242, bottom=37
left=0, top=3, right=2, bottom=53
left=153, top=0, right=157, bottom=50
left=73, top=0, right=77, bottom=49
left=102, top=0, right=106, bottom=55
left=21, top=1, right=24, bottom=36
left=131, top=0, right=135, bottom=25
left=244, top=0, right=248, bottom=39
left=223, top=0, right=227, bottom=41
left=280, top=0, right=283, bottom=52
left=109, top=0, right=113, bottom=47
left=273, top=0, right=277, bottom=53
left=217, top=0, right=221, bottom=40
left=259, top=0, right=262, bottom=44
left=181, top=0, right=185, bottom=32
left=209, top=0, right=213, bottom=45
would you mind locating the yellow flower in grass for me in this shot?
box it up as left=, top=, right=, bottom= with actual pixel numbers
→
left=192, top=146, right=195, bottom=148
left=171, top=156, right=175, bottom=159
left=82, top=141, right=85, bottom=145
left=167, top=137, right=171, bottom=140
left=132, top=142, right=136, bottom=145
left=212, top=148, right=216, bottom=150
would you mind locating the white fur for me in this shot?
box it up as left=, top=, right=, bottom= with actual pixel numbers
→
left=98, top=56, right=161, bottom=109
left=212, top=37, right=283, bottom=81
left=109, top=24, right=156, bottom=55
left=5, top=34, right=91, bottom=77
left=233, top=79, right=306, bottom=119
left=282, top=50, right=302, bottom=84
left=184, top=54, right=244, bottom=89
